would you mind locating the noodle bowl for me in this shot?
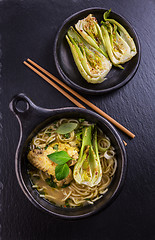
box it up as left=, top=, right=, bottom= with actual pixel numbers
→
left=28, top=118, right=117, bottom=208
left=10, top=94, right=127, bottom=218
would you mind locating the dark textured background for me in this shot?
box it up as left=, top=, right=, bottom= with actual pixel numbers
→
left=1, top=0, right=155, bottom=239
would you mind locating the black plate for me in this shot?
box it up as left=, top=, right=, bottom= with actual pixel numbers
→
left=54, top=8, right=140, bottom=95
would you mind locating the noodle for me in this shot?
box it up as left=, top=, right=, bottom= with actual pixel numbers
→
left=62, top=191, right=72, bottom=201
left=57, top=131, right=75, bottom=142
left=45, top=194, right=56, bottom=200
left=28, top=118, right=117, bottom=207
left=40, top=171, right=45, bottom=181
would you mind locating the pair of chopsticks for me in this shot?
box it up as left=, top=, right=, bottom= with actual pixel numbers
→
left=23, top=58, right=135, bottom=145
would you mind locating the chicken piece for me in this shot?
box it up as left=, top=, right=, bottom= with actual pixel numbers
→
left=50, top=142, right=79, bottom=161
left=67, top=148, right=79, bottom=161
left=28, top=148, right=73, bottom=187
left=27, top=149, right=56, bottom=176
left=28, top=142, right=79, bottom=187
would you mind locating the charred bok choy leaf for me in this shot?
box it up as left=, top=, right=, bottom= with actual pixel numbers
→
left=66, top=27, right=112, bottom=84
left=101, top=9, right=137, bottom=68
left=73, top=126, right=102, bottom=187
left=75, top=14, right=108, bottom=58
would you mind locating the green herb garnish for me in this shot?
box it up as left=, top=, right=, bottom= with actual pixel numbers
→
left=45, top=176, right=57, bottom=188
left=79, top=118, right=85, bottom=123
left=64, top=133, right=70, bottom=139
left=47, top=151, right=71, bottom=165
left=65, top=198, right=71, bottom=207
left=47, top=151, right=71, bottom=181
left=45, top=144, right=49, bottom=150
left=61, top=183, right=70, bottom=188
left=56, top=122, right=78, bottom=134
left=55, top=164, right=69, bottom=181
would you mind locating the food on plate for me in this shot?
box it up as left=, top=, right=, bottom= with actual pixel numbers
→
left=65, top=9, right=137, bottom=83
left=101, top=9, right=137, bottom=68
left=66, top=27, right=112, bottom=84
left=28, top=118, right=117, bottom=207
left=75, top=14, right=108, bottom=58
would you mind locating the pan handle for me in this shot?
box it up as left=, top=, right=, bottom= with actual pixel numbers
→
left=9, top=93, right=56, bottom=131
left=9, top=93, right=36, bottom=117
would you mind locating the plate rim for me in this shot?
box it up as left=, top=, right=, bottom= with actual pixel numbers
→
left=54, top=7, right=141, bottom=95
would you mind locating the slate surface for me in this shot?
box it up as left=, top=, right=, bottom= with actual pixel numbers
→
left=1, top=0, right=155, bottom=239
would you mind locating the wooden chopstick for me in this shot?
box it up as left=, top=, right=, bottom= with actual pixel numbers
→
left=24, top=58, right=135, bottom=139
left=24, top=61, right=86, bottom=109
left=24, top=59, right=134, bottom=140
left=23, top=60, right=127, bottom=146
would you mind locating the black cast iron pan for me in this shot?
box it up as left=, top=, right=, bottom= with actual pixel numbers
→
left=9, top=93, right=127, bottom=219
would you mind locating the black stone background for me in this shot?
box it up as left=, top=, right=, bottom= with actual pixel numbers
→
left=1, top=0, right=155, bottom=239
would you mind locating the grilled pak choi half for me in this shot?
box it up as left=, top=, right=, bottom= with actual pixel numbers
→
left=75, top=14, right=108, bottom=58
left=101, top=9, right=137, bottom=68
left=73, top=126, right=102, bottom=187
left=66, top=27, right=112, bottom=84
